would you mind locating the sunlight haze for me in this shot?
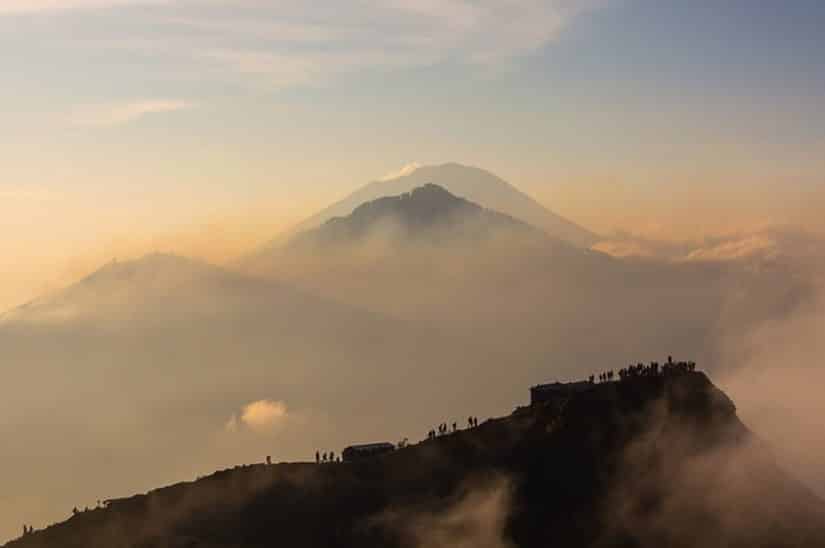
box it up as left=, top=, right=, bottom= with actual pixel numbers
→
left=2, top=2, right=824, bottom=546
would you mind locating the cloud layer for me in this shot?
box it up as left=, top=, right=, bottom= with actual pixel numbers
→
left=592, top=227, right=822, bottom=264
left=380, top=475, right=514, bottom=548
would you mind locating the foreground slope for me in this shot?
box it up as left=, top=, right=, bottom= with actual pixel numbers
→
left=8, top=372, right=824, bottom=548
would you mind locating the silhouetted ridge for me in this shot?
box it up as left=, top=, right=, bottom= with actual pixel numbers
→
left=345, top=183, right=471, bottom=225
left=263, top=162, right=599, bottom=250
left=8, top=371, right=825, bottom=548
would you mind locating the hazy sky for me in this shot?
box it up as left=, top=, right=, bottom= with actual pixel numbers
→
left=2, top=0, right=824, bottom=309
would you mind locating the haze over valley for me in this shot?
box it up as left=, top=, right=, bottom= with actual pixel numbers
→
left=2, top=2, right=824, bottom=545
left=2, top=164, right=824, bottom=544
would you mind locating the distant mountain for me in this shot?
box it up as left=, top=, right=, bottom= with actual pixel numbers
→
left=9, top=371, right=825, bottom=548
left=287, top=183, right=543, bottom=250
left=247, top=183, right=610, bottom=328
left=264, top=163, right=598, bottom=250
left=1, top=252, right=469, bottom=409
left=244, top=184, right=807, bottom=376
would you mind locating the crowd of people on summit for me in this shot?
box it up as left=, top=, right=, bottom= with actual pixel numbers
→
left=306, top=358, right=696, bottom=470
left=590, top=356, right=696, bottom=385
left=427, top=416, right=478, bottom=440
left=41, top=359, right=694, bottom=542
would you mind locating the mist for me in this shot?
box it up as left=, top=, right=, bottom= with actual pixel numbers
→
left=1, top=187, right=823, bottom=543
left=4, top=0, right=825, bottom=542
left=719, top=282, right=825, bottom=497
left=601, top=391, right=825, bottom=548
left=378, top=474, right=514, bottom=548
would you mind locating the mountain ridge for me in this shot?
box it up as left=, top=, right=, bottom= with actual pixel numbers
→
left=6, top=370, right=824, bottom=548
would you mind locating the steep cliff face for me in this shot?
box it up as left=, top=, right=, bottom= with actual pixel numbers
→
left=7, top=372, right=824, bottom=548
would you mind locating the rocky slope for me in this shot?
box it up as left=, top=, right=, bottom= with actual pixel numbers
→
left=7, top=371, right=824, bottom=548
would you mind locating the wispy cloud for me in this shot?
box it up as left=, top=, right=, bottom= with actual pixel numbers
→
left=379, top=162, right=422, bottom=181
left=69, top=99, right=194, bottom=127
left=0, top=0, right=162, bottom=14
left=9, top=2, right=603, bottom=91
left=194, top=1, right=596, bottom=84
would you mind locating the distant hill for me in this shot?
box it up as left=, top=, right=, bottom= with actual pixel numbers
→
left=287, top=183, right=543, bottom=250
left=2, top=253, right=254, bottom=325
left=8, top=371, right=825, bottom=548
left=261, top=163, right=598, bottom=251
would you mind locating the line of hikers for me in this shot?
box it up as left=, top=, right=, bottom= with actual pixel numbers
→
left=590, top=356, right=696, bottom=384
left=313, top=415, right=480, bottom=463
left=427, top=416, right=479, bottom=440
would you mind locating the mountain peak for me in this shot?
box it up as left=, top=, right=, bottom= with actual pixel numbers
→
left=290, top=183, right=538, bottom=249
left=344, top=183, right=472, bottom=223
left=410, top=181, right=454, bottom=196
left=263, top=163, right=598, bottom=253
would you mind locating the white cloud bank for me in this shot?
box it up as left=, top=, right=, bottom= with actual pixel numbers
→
left=592, top=227, right=820, bottom=264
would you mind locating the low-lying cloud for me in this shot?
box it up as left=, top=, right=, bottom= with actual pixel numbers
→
left=380, top=474, right=514, bottom=548
left=593, top=226, right=823, bottom=265
left=226, top=400, right=289, bottom=433
left=3, top=215, right=824, bottom=543
left=681, top=234, right=778, bottom=262
left=602, top=399, right=822, bottom=547
left=718, top=281, right=825, bottom=497
left=644, top=226, right=825, bottom=499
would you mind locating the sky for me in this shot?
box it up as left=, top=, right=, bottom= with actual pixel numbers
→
left=2, top=0, right=825, bottom=310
